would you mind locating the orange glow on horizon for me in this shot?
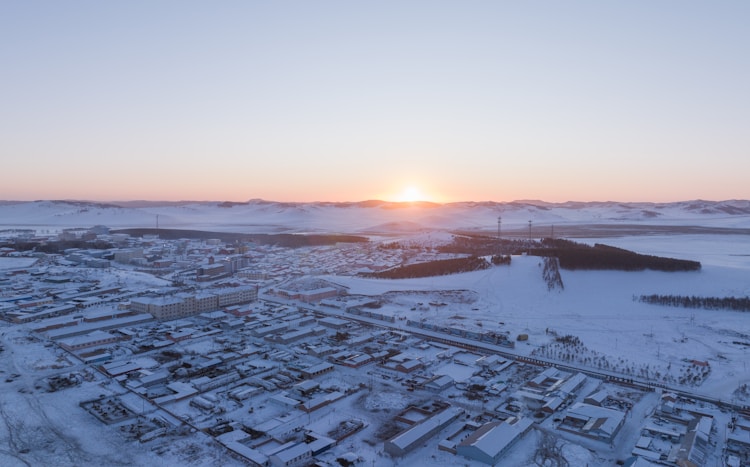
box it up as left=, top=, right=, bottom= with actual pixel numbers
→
left=381, top=184, right=442, bottom=204
left=398, top=186, right=422, bottom=202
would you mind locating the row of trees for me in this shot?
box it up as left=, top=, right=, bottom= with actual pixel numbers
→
left=6, top=239, right=114, bottom=253
left=431, top=235, right=701, bottom=272
left=532, top=333, right=709, bottom=386
left=491, top=254, right=511, bottom=265
left=436, top=234, right=538, bottom=256
left=360, top=256, right=490, bottom=279
left=639, top=294, right=750, bottom=312
left=531, top=239, right=701, bottom=272
left=113, top=228, right=368, bottom=247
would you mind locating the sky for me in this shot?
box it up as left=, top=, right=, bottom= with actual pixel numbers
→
left=2, top=1, right=749, bottom=203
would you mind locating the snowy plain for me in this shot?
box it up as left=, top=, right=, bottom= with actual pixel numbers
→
left=323, top=251, right=750, bottom=397
left=1, top=199, right=750, bottom=466
left=3, top=199, right=750, bottom=234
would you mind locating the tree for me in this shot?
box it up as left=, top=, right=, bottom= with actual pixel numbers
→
left=534, top=432, right=569, bottom=467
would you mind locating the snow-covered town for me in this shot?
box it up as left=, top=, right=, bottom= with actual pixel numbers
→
left=1, top=200, right=750, bottom=466
left=5, top=0, right=750, bottom=464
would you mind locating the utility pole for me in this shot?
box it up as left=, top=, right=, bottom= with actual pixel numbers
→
left=528, top=220, right=532, bottom=242
left=497, top=216, right=502, bottom=254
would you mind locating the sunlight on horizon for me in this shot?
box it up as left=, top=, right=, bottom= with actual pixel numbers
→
left=392, top=185, right=432, bottom=203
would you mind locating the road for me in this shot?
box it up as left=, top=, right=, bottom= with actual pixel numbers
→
left=262, top=294, right=750, bottom=415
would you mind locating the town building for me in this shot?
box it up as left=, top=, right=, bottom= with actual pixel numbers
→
left=558, top=402, right=626, bottom=443
left=456, top=417, right=534, bottom=465
left=384, top=407, right=463, bottom=457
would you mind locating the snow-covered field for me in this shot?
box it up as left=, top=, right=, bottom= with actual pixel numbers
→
left=2, top=198, right=750, bottom=234
left=323, top=250, right=750, bottom=400
left=1, top=199, right=749, bottom=465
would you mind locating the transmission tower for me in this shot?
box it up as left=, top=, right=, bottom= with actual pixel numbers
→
left=528, top=220, right=532, bottom=242
left=497, top=216, right=502, bottom=254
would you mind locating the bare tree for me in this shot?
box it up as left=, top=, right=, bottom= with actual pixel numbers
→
left=534, top=432, right=569, bottom=467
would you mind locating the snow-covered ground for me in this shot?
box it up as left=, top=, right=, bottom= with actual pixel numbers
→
left=2, top=198, right=750, bottom=233
left=323, top=251, right=750, bottom=401
left=579, top=233, right=750, bottom=270
left=0, top=325, right=243, bottom=467
left=1, top=199, right=749, bottom=466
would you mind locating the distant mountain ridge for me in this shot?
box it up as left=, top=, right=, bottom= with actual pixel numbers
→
left=4, top=198, right=749, bottom=211
left=1, top=199, right=749, bottom=234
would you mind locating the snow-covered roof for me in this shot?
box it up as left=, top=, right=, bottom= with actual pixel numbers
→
left=389, top=408, right=463, bottom=451
left=458, top=417, right=533, bottom=459
left=557, top=372, right=587, bottom=395
left=566, top=402, right=625, bottom=438
left=269, top=441, right=310, bottom=464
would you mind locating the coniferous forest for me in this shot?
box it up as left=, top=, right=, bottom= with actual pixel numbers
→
left=361, top=256, right=490, bottom=279
left=639, top=294, right=750, bottom=312
left=530, top=239, right=701, bottom=272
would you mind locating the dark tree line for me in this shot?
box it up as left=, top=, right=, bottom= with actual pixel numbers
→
left=437, top=235, right=538, bottom=256
left=491, top=254, right=512, bottom=265
left=435, top=236, right=700, bottom=272
left=639, top=294, right=750, bottom=312
left=5, top=239, right=114, bottom=253
left=530, top=239, right=701, bottom=272
left=360, top=256, right=490, bottom=279
left=112, top=228, right=368, bottom=247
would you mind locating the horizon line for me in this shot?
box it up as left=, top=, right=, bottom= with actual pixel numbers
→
left=1, top=197, right=748, bottom=206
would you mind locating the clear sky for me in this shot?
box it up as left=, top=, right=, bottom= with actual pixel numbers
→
left=2, top=1, right=749, bottom=203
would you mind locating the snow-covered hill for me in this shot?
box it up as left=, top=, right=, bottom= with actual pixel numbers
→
left=1, top=199, right=750, bottom=234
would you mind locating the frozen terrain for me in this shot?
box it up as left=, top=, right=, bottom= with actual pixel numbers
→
left=323, top=250, right=750, bottom=400
left=2, top=199, right=750, bottom=234
left=1, top=199, right=749, bottom=466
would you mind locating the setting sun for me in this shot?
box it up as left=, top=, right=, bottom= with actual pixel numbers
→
left=397, top=186, right=424, bottom=203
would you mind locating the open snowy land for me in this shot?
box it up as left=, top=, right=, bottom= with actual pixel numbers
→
left=1, top=199, right=749, bottom=466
